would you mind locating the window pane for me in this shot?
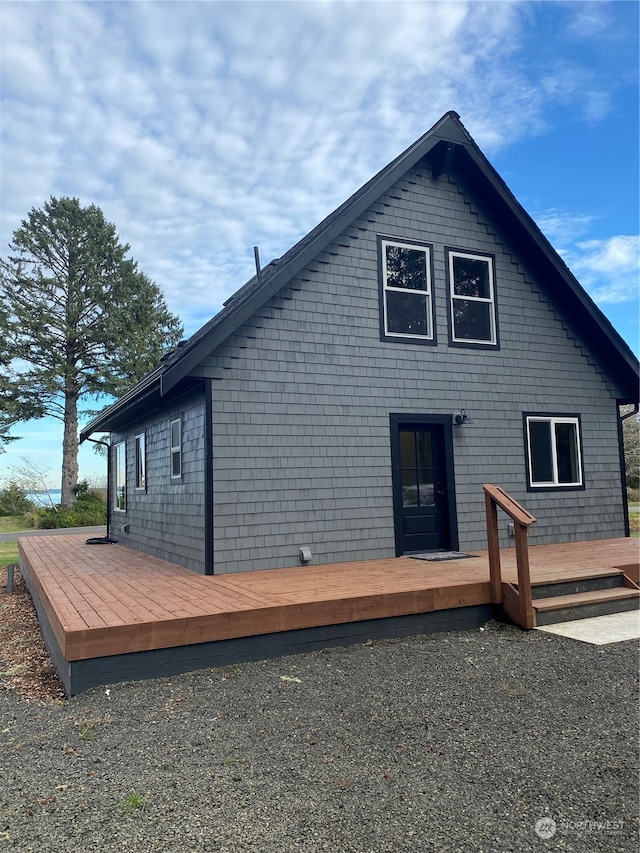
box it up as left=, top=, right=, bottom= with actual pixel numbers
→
left=135, top=435, right=145, bottom=489
left=172, top=449, right=181, bottom=478
left=453, top=256, right=491, bottom=298
left=555, top=422, right=580, bottom=484
left=402, top=469, right=418, bottom=507
left=386, top=245, right=427, bottom=291
left=171, top=420, right=180, bottom=448
left=386, top=290, right=429, bottom=337
left=400, top=431, right=416, bottom=469
left=529, top=421, right=553, bottom=483
left=452, top=298, right=493, bottom=342
left=114, top=443, right=126, bottom=511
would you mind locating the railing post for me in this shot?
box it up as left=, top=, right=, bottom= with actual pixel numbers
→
left=485, top=490, right=502, bottom=603
left=514, top=524, right=534, bottom=629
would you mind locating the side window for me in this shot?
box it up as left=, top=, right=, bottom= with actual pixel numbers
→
left=525, top=415, right=584, bottom=489
left=114, top=441, right=126, bottom=511
left=170, top=418, right=182, bottom=479
left=135, top=433, right=146, bottom=491
left=447, top=250, right=498, bottom=347
left=379, top=238, right=434, bottom=343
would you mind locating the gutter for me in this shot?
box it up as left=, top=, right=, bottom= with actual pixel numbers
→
left=618, top=402, right=639, bottom=538
left=83, top=436, right=118, bottom=545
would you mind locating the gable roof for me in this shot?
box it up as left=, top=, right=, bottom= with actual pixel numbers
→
left=81, top=111, right=639, bottom=441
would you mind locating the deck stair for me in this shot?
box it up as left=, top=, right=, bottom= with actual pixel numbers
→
left=527, top=571, right=639, bottom=626
left=483, top=484, right=640, bottom=629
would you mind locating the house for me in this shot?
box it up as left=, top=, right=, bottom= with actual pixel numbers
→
left=81, top=111, right=639, bottom=577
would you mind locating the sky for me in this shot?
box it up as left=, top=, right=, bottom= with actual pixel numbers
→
left=1, top=0, right=638, bottom=489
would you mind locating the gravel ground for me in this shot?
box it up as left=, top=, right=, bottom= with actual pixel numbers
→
left=1, top=618, right=638, bottom=853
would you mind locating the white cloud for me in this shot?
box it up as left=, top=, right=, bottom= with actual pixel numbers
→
left=533, top=209, right=596, bottom=246
left=566, top=236, right=640, bottom=304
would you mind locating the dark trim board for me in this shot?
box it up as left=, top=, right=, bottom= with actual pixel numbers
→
left=20, top=555, right=492, bottom=696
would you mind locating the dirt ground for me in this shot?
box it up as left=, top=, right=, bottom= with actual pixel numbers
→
left=0, top=563, right=65, bottom=702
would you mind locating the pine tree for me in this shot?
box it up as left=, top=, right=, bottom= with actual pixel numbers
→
left=0, top=196, right=183, bottom=505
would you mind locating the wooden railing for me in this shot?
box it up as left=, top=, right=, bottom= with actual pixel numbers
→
left=483, top=484, right=537, bottom=629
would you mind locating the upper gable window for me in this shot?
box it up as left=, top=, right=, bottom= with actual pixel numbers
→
left=447, top=250, right=497, bottom=347
left=379, top=238, right=434, bottom=343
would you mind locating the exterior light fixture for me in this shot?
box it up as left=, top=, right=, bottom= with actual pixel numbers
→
left=454, top=409, right=471, bottom=426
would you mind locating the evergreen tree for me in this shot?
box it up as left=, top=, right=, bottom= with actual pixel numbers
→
left=0, top=196, right=183, bottom=505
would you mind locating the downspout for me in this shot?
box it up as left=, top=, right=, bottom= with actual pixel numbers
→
left=618, top=402, right=638, bottom=538
left=84, top=436, right=118, bottom=544
left=204, top=382, right=214, bottom=574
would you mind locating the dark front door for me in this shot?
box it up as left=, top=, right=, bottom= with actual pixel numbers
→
left=390, top=419, right=455, bottom=555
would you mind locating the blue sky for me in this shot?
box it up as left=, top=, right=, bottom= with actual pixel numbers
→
left=1, top=0, right=638, bottom=488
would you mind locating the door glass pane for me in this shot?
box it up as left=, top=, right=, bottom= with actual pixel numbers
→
left=417, top=468, right=435, bottom=506
left=529, top=421, right=553, bottom=483
left=415, top=431, right=433, bottom=469
left=400, top=431, right=416, bottom=469
left=386, top=290, right=429, bottom=337
left=555, top=422, right=579, bottom=483
left=402, top=469, right=418, bottom=507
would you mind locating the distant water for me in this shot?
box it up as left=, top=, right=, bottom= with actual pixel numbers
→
left=28, top=489, right=62, bottom=506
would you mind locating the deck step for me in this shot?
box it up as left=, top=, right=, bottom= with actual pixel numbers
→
left=530, top=573, right=626, bottom=599
left=533, top=587, right=640, bottom=626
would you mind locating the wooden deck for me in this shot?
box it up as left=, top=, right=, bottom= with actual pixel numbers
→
left=18, top=534, right=639, bottom=695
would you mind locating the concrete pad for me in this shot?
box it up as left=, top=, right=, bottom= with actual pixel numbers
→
left=537, top=610, right=640, bottom=645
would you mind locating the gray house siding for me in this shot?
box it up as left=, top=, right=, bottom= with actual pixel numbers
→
left=110, top=386, right=207, bottom=572
left=200, top=162, right=627, bottom=574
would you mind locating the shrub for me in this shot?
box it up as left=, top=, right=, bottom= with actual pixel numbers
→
left=28, top=481, right=107, bottom=529
left=0, top=482, right=35, bottom=516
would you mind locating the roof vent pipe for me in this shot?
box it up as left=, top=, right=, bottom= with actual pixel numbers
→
left=254, top=246, right=261, bottom=279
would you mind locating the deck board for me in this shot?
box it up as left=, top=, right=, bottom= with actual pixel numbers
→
left=18, top=534, right=639, bottom=667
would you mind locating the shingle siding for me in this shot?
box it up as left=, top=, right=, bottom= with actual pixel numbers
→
left=205, top=164, right=626, bottom=574
left=110, top=386, right=206, bottom=572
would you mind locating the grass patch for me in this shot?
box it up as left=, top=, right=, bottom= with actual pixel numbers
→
left=119, top=790, right=147, bottom=813
left=629, top=510, right=639, bottom=538
left=0, top=516, right=26, bottom=534
left=0, top=542, right=19, bottom=566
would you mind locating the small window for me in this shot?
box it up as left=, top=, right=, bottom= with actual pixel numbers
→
left=135, top=433, right=146, bottom=490
left=170, top=418, right=182, bottom=479
left=380, top=238, right=434, bottom=342
left=525, top=415, right=583, bottom=489
left=114, top=441, right=126, bottom=511
left=447, top=250, right=497, bottom=346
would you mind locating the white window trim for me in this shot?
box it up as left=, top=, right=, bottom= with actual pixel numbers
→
left=170, top=418, right=182, bottom=480
left=381, top=239, right=433, bottom=341
left=135, top=433, right=146, bottom=491
left=526, top=416, right=583, bottom=488
left=448, top=250, right=497, bottom=345
left=113, top=441, right=126, bottom=512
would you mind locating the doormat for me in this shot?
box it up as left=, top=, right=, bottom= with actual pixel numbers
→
left=410, top=551, right=476, bottom=561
